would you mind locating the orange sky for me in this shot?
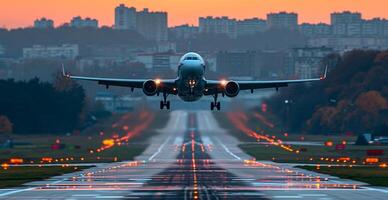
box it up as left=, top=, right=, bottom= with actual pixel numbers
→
left=1, top=0, right=388, bottom=28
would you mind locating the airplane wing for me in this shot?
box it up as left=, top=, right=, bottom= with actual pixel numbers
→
left=204, top=66, right=327, bottom=95
left=62, top=67, right=177, bottom=93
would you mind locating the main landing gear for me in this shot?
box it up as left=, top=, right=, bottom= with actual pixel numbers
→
left=160, top=92, right=170, bottom=110
left=210, top=93, right=221, bottom=111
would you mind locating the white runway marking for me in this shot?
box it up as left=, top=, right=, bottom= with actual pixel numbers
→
left=273, top=195, right=302, bottom=199
left=148, top=135, right=172, bottom=161
left=363, top=187, right=388, bottom=194
left=0, top=187, right=35, bottom=197
left=214, top=138, right=242, bottom=160
left=201, top=136, right=213, bottom=145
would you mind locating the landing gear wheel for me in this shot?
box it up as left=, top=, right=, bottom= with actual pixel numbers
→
left=210, top=93, right=220, bottom=111
left=166, top=101, right=170, bottom=110
left=159, top=92, right=171, bottom=110
left=160, top=101, right=164, bottom=110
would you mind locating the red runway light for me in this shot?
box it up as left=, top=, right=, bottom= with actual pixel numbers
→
left=325, top=141, right=333, bottom=147
left=10, top=158, right=23, bottom=164
left=42, top=157, right=53, bottom=162
left=365, top=157, right=379, bottom=164
left=1, top=163, right=9, bottom=169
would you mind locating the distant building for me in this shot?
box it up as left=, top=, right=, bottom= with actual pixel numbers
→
left=95, top=92, right=138, bottom=113
left=156, top=42, right=176, bottom=53
left=216, top=51, right=257, bottom=77
left=286, top=47, right=333, bottom=79
left=0, top=44, right=4, bottom=57
left=23, top=44, right=79, bottom=59
left=216, top=50, right=287, bottom=78
left=135, top=52, right=182, bottom=72
left=236, top=18, right=267, bottom=36
left=331, top=11, right=362, bottom=25
left=331, top=11, right=362, bottom=36
left=70, top=16, right=98, bottom=28
left=114, top=5, right=168, bottom=41
left=299, top=23, right=332, bottom=36
left=308, top=37, right=388, bottom=51
left=199, top=16, right=237, bottom=38
left=34, top=18, right=54, bottom=29
left=170, top=24, right=199, bottom=39
left=136, top=8, right=168, bottom=42
left=114, top=4, right=137, bottom=30
left=267, top=12, right=298, bottom=30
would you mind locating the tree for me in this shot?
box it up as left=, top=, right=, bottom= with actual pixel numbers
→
left=355, top=91, right=388, bottom=114
left=0, top=115, right=13, bottom=134
left=268, top=50, right=388, bottom=135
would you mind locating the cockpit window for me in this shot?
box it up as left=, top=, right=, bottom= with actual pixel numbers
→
left=185, top=57, right=198, bottom=60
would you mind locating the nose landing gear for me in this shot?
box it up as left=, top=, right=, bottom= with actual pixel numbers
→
left=160, top=92, right=170, bottom=110
left=210, top=93, right=221, bottom=111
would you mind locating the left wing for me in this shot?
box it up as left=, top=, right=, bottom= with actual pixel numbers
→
left=204, top=66, right=327, bottom=95
left=62, top=67, right=177, bottom=93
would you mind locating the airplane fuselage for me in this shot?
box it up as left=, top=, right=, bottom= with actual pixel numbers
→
left=176, top=52, right=206, bottom=102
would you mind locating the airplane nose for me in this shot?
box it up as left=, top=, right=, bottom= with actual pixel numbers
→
left=181, top=63, right=203, bottom=75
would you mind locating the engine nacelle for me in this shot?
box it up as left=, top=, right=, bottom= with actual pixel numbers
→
left=143, top=80, right=158, bottom=96
left=224, top=81, right=240, bottom=97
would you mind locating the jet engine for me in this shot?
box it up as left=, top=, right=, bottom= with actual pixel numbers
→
left=143, top=80, right=158, bottom=96
left=224, top=81, right=240, bottom=97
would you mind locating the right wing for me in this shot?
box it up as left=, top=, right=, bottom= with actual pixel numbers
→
left=62, top=67, right=177, bottom=93
left=204, top=66, right=327, bottom=95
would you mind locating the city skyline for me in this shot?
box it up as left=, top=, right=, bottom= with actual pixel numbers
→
left=1, top=0, right=388, bottom=28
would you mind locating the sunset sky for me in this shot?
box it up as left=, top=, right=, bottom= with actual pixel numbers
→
left=1, top=0, right=388, bottom=28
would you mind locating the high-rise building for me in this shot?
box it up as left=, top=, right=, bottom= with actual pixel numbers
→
left=267, top=12, right=298, bottom=30
left=70, top=16, right=98, bottom=28
left=114, top=4, right=168, bottom=42
left=199, top=16, right=237, bottom=38
left=114, top=4, right=137, bottom=30
left=136, top=8, right=168, bottom=42
left=236, top=18, right=267, bottom=36
left=34, top=18, right=54, bottom=29
left=331, top=11, right=362, bottom=25
left=331, top=11, right=362, bottom=36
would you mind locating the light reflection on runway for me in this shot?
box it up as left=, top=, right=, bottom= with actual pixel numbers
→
left=0, top=111, right=387, bottom=200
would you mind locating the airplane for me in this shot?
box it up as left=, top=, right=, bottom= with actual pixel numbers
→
left=63, top=52, right=327, bottom=110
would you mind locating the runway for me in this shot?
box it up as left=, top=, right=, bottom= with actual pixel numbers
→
left=1, top=111, right=388, bottom=199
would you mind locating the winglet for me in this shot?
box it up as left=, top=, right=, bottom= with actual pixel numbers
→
left=320, top=65, right=328, bottom=80
left=62, top=64, right=70, bottom=78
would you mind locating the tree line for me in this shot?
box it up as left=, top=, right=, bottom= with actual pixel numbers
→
left=0, top=77, right=86, bottom=134
left=266, top=50, right=388, bottom=136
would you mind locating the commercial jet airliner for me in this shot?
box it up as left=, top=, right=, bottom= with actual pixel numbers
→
left=63, top=52, right=327, bottom=110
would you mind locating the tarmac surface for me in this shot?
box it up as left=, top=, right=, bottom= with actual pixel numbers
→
left=1, top=111, right=388, bottom=199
